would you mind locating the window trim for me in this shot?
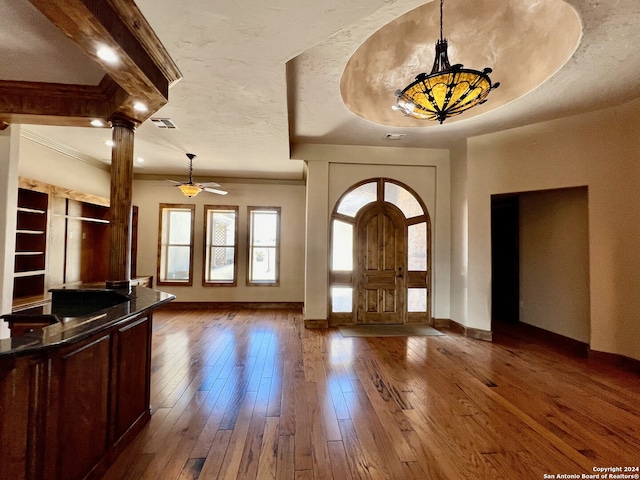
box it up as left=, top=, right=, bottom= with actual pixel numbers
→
left=246, top=206, right=281, bottom=287
left=203, top=205, right=239, bottom=287
left=157, top=203, right=195, bottom=286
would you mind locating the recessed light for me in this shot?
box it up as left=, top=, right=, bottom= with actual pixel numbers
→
left=90, top=119, right=104, bottom=127
left=133, top=102, right=148, bottom=113
left=104, top=140, right=115, bottom=147
left=96, top=46, right=119, bottom=64
left=136, top=157, right=145, bottom=163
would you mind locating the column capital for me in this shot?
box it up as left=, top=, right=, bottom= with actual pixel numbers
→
left=110, top=114, right=138, bottom=131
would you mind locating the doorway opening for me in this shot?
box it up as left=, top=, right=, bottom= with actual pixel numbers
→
left=328, top=178, right=431, bottom=326
left=491, top=187, right=590, bottom=354
left=491, top=194, right=520, bottom=327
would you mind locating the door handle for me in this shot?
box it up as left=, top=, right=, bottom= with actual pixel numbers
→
left=396, top=267, right=403, bottom=278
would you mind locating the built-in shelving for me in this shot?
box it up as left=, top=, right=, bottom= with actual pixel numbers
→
left=13, top=188, right=48, bottom=299
left=12, top=180, right=113, bottom=305
left=12, top=178, right=144, bottom=310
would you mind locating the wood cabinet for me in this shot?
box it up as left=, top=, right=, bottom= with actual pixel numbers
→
left=113, top=316, right=152, bottom=441
left=0, top=301, right=161, bottom=480
left=49, top=334, right=112, bottom=480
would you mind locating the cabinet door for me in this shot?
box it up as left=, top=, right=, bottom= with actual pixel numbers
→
left=0, top=359, right=33, bottom=480
left=113, top=315, right=151, bottom=441
left=48, top=335, right=111, bottom=480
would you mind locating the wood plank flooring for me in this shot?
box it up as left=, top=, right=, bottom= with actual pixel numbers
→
left=100, top=309, right=640, bottom=480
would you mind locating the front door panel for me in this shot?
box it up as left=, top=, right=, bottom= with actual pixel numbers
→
left=356, top=204, right=406, bottom=324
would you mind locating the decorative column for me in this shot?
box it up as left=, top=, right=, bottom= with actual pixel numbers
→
left=106, top=115, right=136, bottom=290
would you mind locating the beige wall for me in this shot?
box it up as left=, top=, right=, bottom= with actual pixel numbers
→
left=19, top=137, right=111, bottom=198
left=133, top=179, right=306, bottom=302
left=295, top=144, right=451, bottom=322
left=449, top=141, right=469, bottom=326
left=304, top=161, right=329, bottom=320
left=519, top=188, right=590, bottom=342
left=454, top=96, right=640, bottom=360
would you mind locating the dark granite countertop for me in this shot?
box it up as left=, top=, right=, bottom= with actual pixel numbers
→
left=0, top=286, right=175, bottom=359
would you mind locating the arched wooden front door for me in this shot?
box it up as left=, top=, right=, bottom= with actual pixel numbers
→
left=329, top=178, right=431, bottom=326
left=356, top=203, right=406, bottom=324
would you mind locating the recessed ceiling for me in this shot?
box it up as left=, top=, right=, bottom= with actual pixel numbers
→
left=291, top=0, right=640, bottom=149
left=340, top=0, right=581, bottom=127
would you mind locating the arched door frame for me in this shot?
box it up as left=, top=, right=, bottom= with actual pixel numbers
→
left=328, top=177, right=432, bottom=326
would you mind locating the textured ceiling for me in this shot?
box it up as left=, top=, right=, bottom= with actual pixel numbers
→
left=0, top=0, right=104, bottom=85
left=5, top=0, right=640, bottom=180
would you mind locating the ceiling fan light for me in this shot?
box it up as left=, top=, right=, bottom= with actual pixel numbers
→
left=179, top=184, right=202, bottom=197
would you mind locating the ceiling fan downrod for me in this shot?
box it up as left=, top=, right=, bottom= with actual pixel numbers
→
left=186, top=153, right=196, bottom=184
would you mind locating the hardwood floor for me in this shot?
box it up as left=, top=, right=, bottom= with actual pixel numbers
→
left=100, top=309, right=640, bottom=480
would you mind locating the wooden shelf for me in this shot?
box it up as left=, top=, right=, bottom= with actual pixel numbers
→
left=14, top=270, right=46, bottom=278
left=53, top=213, right=110, bottom=224
left=17, top=207, right=46, bottom=215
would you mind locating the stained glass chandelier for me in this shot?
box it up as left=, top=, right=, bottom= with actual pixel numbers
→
left=392, top=0, right=500, bottom=124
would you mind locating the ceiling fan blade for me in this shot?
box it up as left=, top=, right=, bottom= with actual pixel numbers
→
left=203, top=187, right=228, bottom=195
left=167, top=179, right=183, bottom=185
left=199, top=181, right=222, bottom=187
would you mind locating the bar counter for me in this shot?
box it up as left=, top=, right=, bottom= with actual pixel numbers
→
left=1, top=286, right=174, bottom=358
left=0, top=286, right=175, bottom=480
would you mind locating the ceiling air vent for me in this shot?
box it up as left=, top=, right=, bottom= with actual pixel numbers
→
left=384, top=133, right=405, bottom=140
left=150, top=117, right=178, bottom=129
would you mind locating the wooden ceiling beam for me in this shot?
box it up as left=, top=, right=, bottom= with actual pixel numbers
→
left=106, top=0, right=182, bottom=87
left=0, top=76, right=124, bottom=127
left=0, top=0, right=181, bottom=128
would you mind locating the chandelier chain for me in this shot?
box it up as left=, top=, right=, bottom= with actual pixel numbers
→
left=440, top=0, right=444, bottom=42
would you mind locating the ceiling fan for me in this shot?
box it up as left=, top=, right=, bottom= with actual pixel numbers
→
left=167, top=153, right=228, bottom=197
